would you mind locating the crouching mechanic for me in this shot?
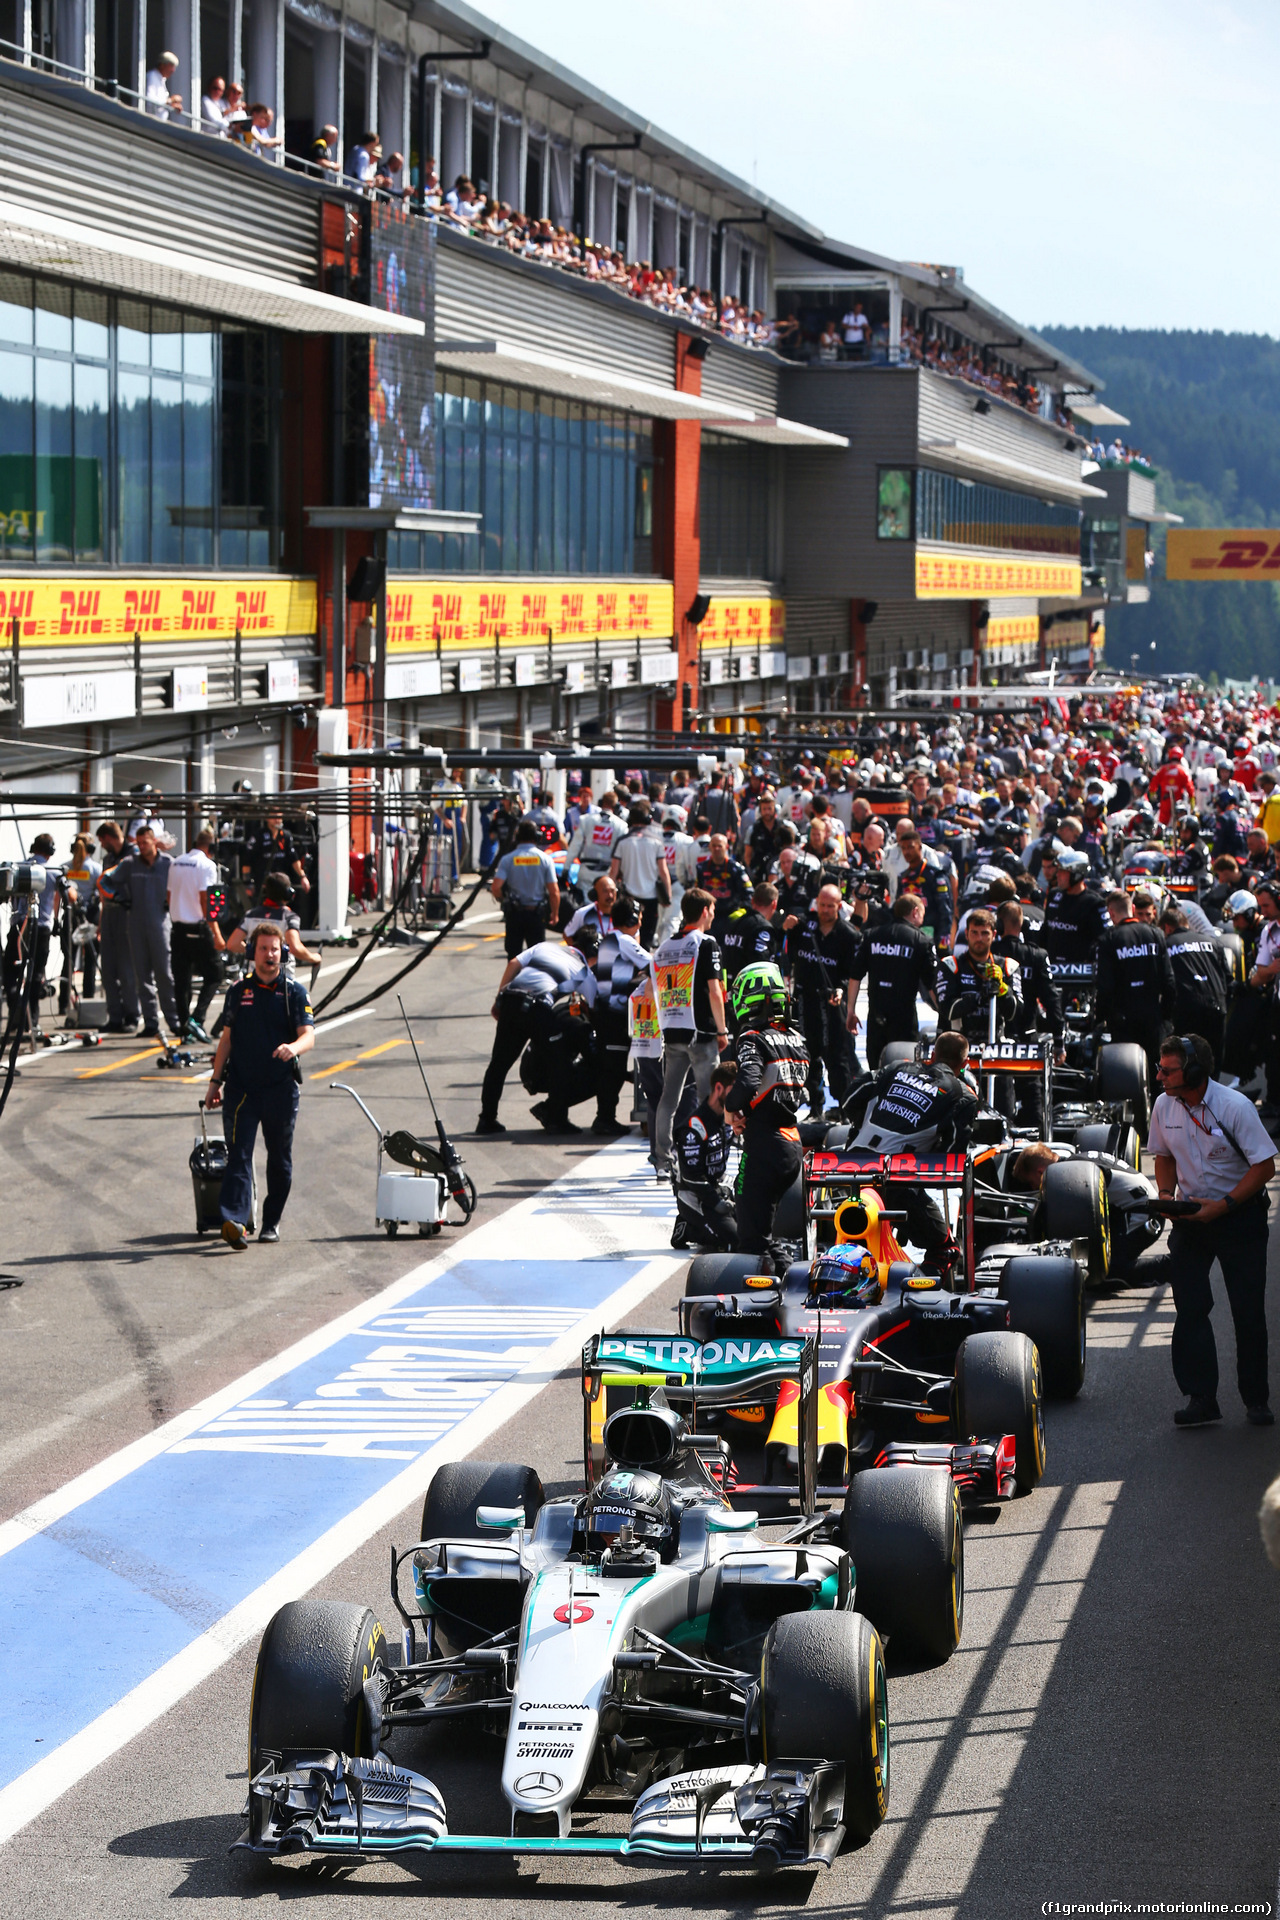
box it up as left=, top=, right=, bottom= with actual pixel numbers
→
left=672, top=1059, right=739, bottom=1249
left=840, top=1029, right=976, bottom=1276
left=723, top=963, right=809, bottom=1256
left=205, top=923, right=315, bottom=1249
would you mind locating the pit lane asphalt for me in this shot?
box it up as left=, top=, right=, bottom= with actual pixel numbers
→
left=3, top=946, right=1280, bottom=1912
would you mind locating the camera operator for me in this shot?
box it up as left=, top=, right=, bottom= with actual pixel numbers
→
left=2, top=834, right=64, bottom=1043
left=1148, top=1033, right=1276, bottom=1428
left=852, top=891, right=937, bottom=1067
left=205, top=923, right=315, bottom=1250
left=492, top=821, right=560, bottom=958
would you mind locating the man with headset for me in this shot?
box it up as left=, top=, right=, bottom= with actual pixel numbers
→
left=1147, top=1032, right=1276, bottom=1428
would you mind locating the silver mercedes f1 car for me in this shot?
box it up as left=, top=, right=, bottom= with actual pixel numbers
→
left=238, top=1334, right=893, bottom=1874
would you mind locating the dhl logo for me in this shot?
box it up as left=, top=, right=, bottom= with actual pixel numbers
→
left=0, top=587, right=36, bottom=624
left=57, top=589, right=107, bottom=637
left=181, top=588, right=222, bottom=633
left=234, top=588, right=272, bottom=632
left=1191, top=539, right=1280, bottom=571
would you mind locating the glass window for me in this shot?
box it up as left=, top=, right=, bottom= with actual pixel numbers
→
left=118, top=370, right=150, bottom=564
left=400, top=372, right=654, bottom=578
left=73, top=290, right=109, bottom=363
left=0, top=348, right=34, bottom=560
left=73, top=362, right=109, bottom=560
left=914, top=466, right=1080, bottom=556
left=0, top=273, right=33, bottom=348
left=34, top=355, right=73, bottom=560
left=700, top=432, right=770, bottom=577
left=877, top=468, right=913, bottom=540
left=151, top=376, right=184, bottom=563
left=34, top=282, right=72, bottom=356
left=0, top=274, right=281, bottom=569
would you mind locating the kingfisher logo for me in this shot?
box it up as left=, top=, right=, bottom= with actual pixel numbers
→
left=552, top=1602, right=594, bottom=1625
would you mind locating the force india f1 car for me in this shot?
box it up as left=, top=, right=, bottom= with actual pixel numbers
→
left=239, top=1336, right=895, bottom=1875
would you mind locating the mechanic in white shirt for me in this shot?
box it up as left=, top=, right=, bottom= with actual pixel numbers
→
left=1148, top=1033, right=1276, bottom=1428
left=166, top=827, right=225, bottom=1043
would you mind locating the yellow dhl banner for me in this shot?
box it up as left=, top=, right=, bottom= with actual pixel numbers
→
left=0, top=576, right=317, bottom=645
left=984, top=614, right=1039, bottom=654
left=697, top=598, right=786, bottom=651
left=915, top=552, right=1081, bottom=599
left=386, top=580, right=674, bottom=653
left=1165, top=529, right=1280, bottom=580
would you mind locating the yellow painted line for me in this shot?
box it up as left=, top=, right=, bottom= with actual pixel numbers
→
left=482, top=932, right=504, bottom=942
left=447, top=942, right=477, bottom=952
left=77, top=1045, right=164, bottom=1078
left=308, top=1036, right=407, bottom=1081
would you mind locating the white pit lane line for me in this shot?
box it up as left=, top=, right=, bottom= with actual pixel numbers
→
left=0, top=1138, right=680, bottom=1847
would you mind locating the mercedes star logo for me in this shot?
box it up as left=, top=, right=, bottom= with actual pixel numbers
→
left=514, top=1770, right=563, bottom=1798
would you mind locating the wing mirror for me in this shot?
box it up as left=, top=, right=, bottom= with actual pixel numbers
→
left=476, top=1506, right=526, bottom=1531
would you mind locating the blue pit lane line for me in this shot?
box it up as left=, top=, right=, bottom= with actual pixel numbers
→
left=0, top=1141, right=679, bottom=1839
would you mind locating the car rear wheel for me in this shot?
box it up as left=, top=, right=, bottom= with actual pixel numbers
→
left=1039, top=1158, right=1111, bottom=1279
left=760, top=1609, right=889, bottom=1847
left=1098, top=1042, right=1151, bottom=1141
left=1001, top=1254, right=1086, bottom=1398
left=841, top=1466, right=963, bottom=1665
left=1074, top=1120, right=1141, bottom=1168
left=954, top=1330, right=1045, bottom=1494
left=249, top=1599, right=386, bottom=1777
left=419, top=1460, right=544, bottom=1544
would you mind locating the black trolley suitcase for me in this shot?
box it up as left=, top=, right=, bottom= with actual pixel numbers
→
left=191, top=1101, right=255, bottom=1235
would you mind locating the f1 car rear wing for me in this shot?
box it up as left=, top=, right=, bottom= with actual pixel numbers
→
left=804, top=1147, right=983, bottom=1286
left=581, top=1329, right=819, bottom=1515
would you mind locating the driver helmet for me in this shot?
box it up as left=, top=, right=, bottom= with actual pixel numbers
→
left=809, top=1243, right=883, bottom=1308
left=583, top=1467, right=675, bottom=1560
left=730, top=960, right=788, bottom=1028
left=1056, top=848, right=1090, bottom=875
left=1227, top=889, right=1259, bottom=917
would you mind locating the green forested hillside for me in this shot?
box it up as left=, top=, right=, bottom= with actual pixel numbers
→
left=1041, top=327, right=1280, bottom=681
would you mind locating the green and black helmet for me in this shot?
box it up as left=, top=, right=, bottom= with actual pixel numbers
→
left=729, top=960, right=788, bottom=1028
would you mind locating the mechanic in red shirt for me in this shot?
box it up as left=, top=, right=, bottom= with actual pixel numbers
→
left=1148, top=746, right=1196, bottom=824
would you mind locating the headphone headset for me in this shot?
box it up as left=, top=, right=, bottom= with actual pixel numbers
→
left=1166, top=1034, right=1210, bottom=1088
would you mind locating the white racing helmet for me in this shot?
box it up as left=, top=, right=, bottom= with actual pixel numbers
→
left=1227, top=889, right=1259, bottom=917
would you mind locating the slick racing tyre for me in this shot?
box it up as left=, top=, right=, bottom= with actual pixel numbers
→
left=685, top=1252, right=771, bottom=1292
left=249, top=1600, right=386, bottom=1776
left=419, top=1460, right=544, bottom=1544
left=1074, top=1120, right=1141, bottom=1169
left=1098, top=1042, right=1151, bottom=1142
left=760, top=1609, right=889, bottom=1847
left=841, top=1466, right=963, bottom=1665
left=955, top=1330, right=1046, bottom=1494
left=1002, top=1254, right=1086, bottom=1398
left=878, top=1041, right=918, bottom=1073
left=1039, top=1158, right=1111, bottom=1280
